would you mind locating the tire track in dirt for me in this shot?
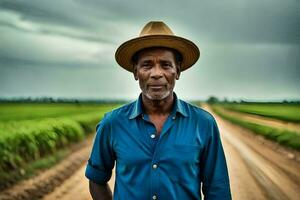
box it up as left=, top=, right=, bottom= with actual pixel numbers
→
left=221, top=135, right=266, bottom=199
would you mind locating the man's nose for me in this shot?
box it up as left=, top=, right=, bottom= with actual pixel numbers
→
left=150, top=64, right=163, bottom=79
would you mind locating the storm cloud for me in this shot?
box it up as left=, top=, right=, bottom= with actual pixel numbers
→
left=0, top=0, right=299, bottom=100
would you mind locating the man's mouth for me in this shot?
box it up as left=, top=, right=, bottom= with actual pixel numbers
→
left=149, top=85, right=164, bottom=89
left=148, top=84, right=166, bottom=89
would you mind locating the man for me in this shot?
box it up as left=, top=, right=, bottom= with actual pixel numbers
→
left=85, top=21, right=231, bottom=200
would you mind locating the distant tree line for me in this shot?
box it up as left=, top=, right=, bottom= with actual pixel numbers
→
left=206, top=96, right=300, bottom=105
left=0, top=97, right=129, bottom=104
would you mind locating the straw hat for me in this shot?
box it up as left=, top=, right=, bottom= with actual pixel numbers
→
left=115, top=21, right=200, bottom=72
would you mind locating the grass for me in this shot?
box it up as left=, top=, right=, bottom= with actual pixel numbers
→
left=211, top=105, right=300, bottom=150
left=0, top=103, right=119, bottom=121
left=220, top=103, right=300, bottom=123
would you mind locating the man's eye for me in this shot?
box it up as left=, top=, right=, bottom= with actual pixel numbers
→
left=162, top=63, right=172, bottom=68
left=142, top=63, right=151, bottom=68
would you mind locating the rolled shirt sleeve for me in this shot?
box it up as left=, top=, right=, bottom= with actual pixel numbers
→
left=200, top=117, right=232, bottom=200
left=85, top=114, right=115, bottom=184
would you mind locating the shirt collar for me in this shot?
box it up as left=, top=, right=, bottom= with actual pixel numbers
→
left=128, top=92, right=188, bottom=119
left=128, top=93, right=143, bottom=119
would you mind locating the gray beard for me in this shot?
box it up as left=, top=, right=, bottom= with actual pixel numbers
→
left=145, top=90, right=171, bottom=100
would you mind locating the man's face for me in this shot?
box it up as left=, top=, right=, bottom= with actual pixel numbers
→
left=133, top=48, right=180, bottom=100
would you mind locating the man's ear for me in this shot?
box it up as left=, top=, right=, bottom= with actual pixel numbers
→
left=133, top=65, right=138, bottom=80
left=175, top=64, right=181, bottom=80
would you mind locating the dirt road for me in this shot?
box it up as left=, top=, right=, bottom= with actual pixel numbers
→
left=3, top=106, right=299, bottom=200
left=207, top=106, right=300, bottom=200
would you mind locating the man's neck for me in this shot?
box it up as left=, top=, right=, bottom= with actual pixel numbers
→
left=141, top=93, right=174, bottom=116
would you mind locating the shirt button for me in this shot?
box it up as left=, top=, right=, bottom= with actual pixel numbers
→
left=152, top=195, right=157, bottom=200
left=172, top=116, right=176, bottom=120
left=152, top=164, right=158, bottom=169
left=150, top=134, right=156, bottom=139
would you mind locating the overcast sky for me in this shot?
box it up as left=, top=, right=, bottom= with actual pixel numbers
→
left=0, top=0, right=299, bottom=101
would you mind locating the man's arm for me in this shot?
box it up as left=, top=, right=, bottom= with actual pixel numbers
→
left=89, top=181, right=112, bottom=200
left=85, top=114, right=115, bottom=199
left=200, top=117, right=231, bottom=200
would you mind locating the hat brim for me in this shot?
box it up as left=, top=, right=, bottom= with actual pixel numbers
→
left=115, top=35, right=200, bottom=72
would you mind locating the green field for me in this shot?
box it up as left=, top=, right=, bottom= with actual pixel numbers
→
left=0, top=103, right=118, bottom=121
left=211, top=105, right=300, bottom=150
left=0, top=103, right=121, bottom=173
left=220, top=103, right=300, bottom=123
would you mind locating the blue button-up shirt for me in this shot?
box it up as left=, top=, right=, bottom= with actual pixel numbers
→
left=85, top=93, right=231, bottom=200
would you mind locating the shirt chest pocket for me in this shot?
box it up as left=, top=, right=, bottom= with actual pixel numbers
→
left=159, top=144, right=202, bottom=183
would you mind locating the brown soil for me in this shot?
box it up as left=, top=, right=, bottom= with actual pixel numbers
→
left=1, top=106, right=299, bottom=200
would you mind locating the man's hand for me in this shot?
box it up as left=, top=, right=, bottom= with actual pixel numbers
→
left=89, top=181, right=112, bottom=200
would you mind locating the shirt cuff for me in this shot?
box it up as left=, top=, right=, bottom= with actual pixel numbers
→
left=85, top=162, right=112, bottom=184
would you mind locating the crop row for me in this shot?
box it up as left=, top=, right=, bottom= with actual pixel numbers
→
left=0, top=110, right=112, bottom=172
left=219, top=103, right=300, bottom=123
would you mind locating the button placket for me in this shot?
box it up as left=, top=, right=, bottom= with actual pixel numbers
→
left=150, top=114, right=176, bottom=200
